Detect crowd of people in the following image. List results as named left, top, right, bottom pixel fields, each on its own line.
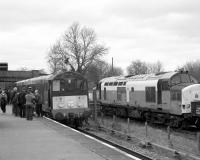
left=0, top=86, right=43, bottom=120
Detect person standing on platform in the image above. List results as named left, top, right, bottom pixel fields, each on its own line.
left=0, top=90, right=8, bottom=113
left=34, top=90, right=42, bottom=117
left=10, top=87, right=18, bottom=115
left=25, top=87, right=35, bottom=120
left=5, top=89, right=10, bottom=105
left=18, top=87, right=26, bottom=118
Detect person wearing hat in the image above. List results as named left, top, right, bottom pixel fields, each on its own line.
left=25, top=87, right=35, bottom=120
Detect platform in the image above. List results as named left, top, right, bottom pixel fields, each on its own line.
left=0, top=105, right=106, bottom=160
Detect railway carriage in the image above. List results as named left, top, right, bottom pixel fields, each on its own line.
left=98, top=71, right=200, bottom=128
left=16, top=71, right=90, bottom=126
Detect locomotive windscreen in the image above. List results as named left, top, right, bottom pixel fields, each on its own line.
left=52, top=78, right=87, bottom=92
left=171, top=73, right=197, bottom=86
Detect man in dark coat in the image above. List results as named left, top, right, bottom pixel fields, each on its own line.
left=34, top=90, right=42, bottom=117
left=0, top=90, right=8, bottom=113
left=18, top=87, right=26, bottom=118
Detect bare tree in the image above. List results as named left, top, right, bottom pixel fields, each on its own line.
left=86, top=60, right=123, bottom=83
left=47, top=23, right=108, bottom=74
left=147, top=61, right=164, bottom=74
left=127, top=60, right=148, bottom=75
left=127, top=60, right=164, bottom=75
left=181, top=60, right=200, bottom=82
left=47, top=41, right=67, bottom=73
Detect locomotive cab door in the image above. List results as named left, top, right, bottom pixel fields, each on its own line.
left=103, top=87, right=106, bottom=100
left=158, top=80, right=170, bottom=110
left=98, top=82, right=102, bottom=100
left=157, top=80, right=162, bottom=104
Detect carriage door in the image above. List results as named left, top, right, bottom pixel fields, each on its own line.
left=98, top=83, right=102, bottom=100
left=104, top=87, right=106, bottom=100
left=161, top=80, right=170, bottom=110
left=157, top=80, right=162, bottom=104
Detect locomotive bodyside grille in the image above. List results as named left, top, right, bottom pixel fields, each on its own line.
left=191, top=101, right=200, bottom=115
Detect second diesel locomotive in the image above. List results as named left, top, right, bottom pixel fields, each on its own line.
left=98, top=71, right=200, bottom=128
left=16, top=71, right=90, bottom=127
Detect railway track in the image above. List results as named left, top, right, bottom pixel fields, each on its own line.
left=100, top=115, right=198, bottom=138
left=44, top=116, right=154, bottom=160
left=77, top=128, right=153, bottom=160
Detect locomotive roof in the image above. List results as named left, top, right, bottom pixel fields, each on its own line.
left=100, top=71, right=178, bottom=83
left=16, top=71, right=85, bottom=85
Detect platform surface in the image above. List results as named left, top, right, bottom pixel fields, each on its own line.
left=0, top=105, right=105, bottom=160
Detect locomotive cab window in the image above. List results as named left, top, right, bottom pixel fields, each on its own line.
left=104, top=82, right=108, bottom=86
left=145, top=87, right=156, bottom=103
left=59, top=78, right=87, bottom=92
left=78, top=80, right=87, bottom=91
left=60, top=79, right=73, bottom=91
left=114, top=82, right=118, bottom=86
left=53, top=80, right=60, bottom=91
left=118, top=82, right=123, bottom=86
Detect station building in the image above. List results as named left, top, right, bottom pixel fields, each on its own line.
left=0, top=63, right=46, bottom=90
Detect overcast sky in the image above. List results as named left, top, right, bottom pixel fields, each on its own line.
left=0, top=0, right=200, bottom=73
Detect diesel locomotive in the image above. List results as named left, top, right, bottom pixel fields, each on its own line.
left=98, top=71, right=200, bottom=128
left=16, top=71, right=90, bottom=126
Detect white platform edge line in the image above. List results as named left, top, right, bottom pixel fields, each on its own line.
left=44, top=116, right=141, bottom=160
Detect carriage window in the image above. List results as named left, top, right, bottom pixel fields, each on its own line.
left=145, top=87, right=156, bottom=103
left=53, top=80, right=60, bottom=91
left=109, top=82, right=113, bottom=86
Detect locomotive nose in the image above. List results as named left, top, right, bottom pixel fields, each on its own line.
left=182, top=84, right=200, bottom=114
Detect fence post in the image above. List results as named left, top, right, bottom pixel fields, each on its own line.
left=112, top=115, right=115, bottom=134
left=167, top=126, right=173, bottom=147
left=197, top=132, right=200, bottom=154
left=145, top=121, right=148, bottom=139
left=92, top=88, right=97, bottom=123
left=167, top=126, right=170, bottom=140
left=101, top=112, right=104, bottom=125
left=127, top=118, right=131, bottom=140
